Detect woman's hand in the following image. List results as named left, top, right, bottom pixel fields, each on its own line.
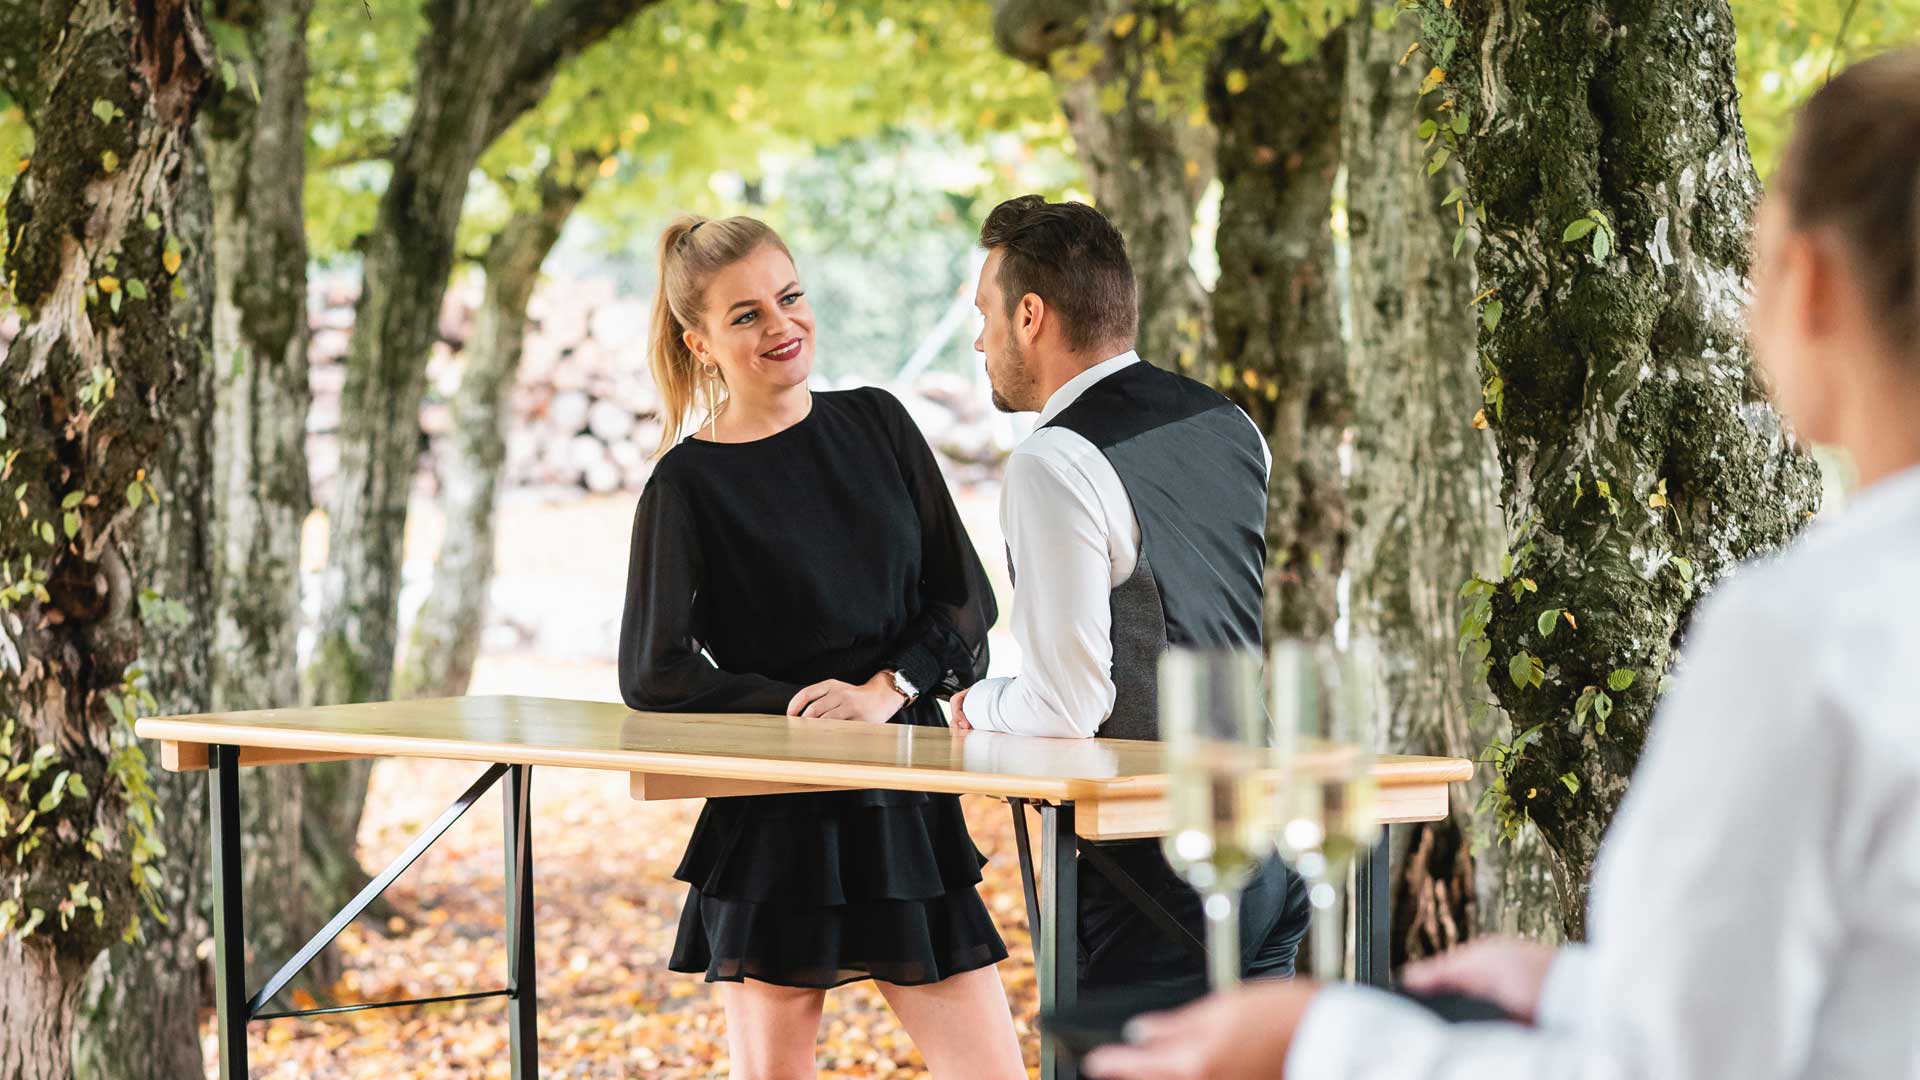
left=787, top=673, right=906, bottom=724
left=1081, top=979, right=1320, bottom=1080
left=1399, top=937, right=1559, bottom=1023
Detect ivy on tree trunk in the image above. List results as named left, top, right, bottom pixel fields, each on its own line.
left=1416, top=0, right=1821, bottom=934
left=74, top=128, right=216, bottom=1080
left=0, top=1, right=214, bottom=1076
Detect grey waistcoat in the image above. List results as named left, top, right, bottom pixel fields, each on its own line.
left=1020, top=361, right=1268, bottom=741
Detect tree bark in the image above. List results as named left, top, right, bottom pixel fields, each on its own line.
left=73, top=129, right=216, bottom=1080
left=1205, top=18, right=1348, bottom=642
left=0, top=1, right=213, bottom=1076
left=992, top=0, right=1217, bottom=372
left=1341, top=0, right=1557, bottom=956
left=195, top=0, right=318, bottom=994
left=1416, top=0, right=1821, bottom=934
left=304, top=0, right=656, bottom=925
left=394, top=162, right=590, bottom=700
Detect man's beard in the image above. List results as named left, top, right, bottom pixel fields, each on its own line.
left=988, top=338, right=1033, bottom=413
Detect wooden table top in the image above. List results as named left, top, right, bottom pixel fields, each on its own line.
left=135, top=694, right=1472, bottom=804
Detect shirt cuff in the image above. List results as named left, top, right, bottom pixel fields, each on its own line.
left=961, top=677, right=1013, bottom=731
left=1534, top=945, right=1592, bottom=1031
left=1287, top=983, right=1447, bottom=1078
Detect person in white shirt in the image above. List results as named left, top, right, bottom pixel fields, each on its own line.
left=949, top=195, right=1311, bottom=998
left=1081, top=46, right=1920, bottom=1080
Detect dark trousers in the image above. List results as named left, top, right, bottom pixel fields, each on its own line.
left=1076, top=840, right=1312, bottom=1001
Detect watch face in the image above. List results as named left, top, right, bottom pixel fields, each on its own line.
left=893, top=671, right=919, bottom=699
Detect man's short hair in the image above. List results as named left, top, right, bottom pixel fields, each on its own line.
left=979, top=195, right=1139, bottom=352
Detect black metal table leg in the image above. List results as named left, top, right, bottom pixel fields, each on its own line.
left=1009, top=798, right=1042, bottom=941
left=1039, top=802, right=1078, bottom=1080
left=504, top=764, right=539, bottom=1078
left=1354, top=826, right=1392, bottom=987
left=210, top=744, right=250, bottom=1079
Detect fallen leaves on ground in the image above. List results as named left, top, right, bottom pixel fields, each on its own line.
left=204, top=760, right=1041, bottom=1078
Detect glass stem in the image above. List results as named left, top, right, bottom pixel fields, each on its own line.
left=1309, top=872, right=1346, bottom=981
left=1202, top=887, right=1242, bottom=991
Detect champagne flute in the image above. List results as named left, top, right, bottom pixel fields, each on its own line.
left=1158, top=646, right=1270, bottom=991
left=1269, top=637, right=1383, bottom=981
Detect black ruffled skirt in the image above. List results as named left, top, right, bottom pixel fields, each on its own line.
left=667, top=707, right=1008, bottom=988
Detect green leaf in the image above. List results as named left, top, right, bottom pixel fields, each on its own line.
left=4, top=763, right=26, bottom=783
left=35, top=520, right=53, bottom=545
left=1441, top=186, right=1465, bottom=207
left=1508, top=652, right=1536, bottom=689
left=1575, top=686, right=1597, bottom=725
left=1417, top=119, right=1438, bottom=139
left=126, top=482, right=143, bottom=509
left=1562, top=218, right=1597, bottom=243
left=1537, top=608, right=1561, bottom=638
left=1427, top=147, right=1451, bottom=175
left=66, top=774, right=86, bottom=799
left=109, top=290, right=122, bottom=314
left=91, top=99, right=118, bottom=124
left=1558, top=771, right=1580, bottom=795
left=100, top=150, right=119, bottom=175
left=125, top=279, right=148, bottom=301
left=1593, top=227, right=1612, bottom=261
left=1672, top=556, right=1694, bottom=583
left=62, top=512, right=78, bottom=539
left=143, top=212, right=161, bottom=231
left=1451, top=111, right=1469, bottom=135
left=1452, top=225, right=1466, bottom=257
left=60, top=491, right=84, bottom=510
left=1608, top=668, right=1637, bottom=692
left=1482, top=299, right=1503, bottom=333
left=1594, top=691, right=1614, bottom=723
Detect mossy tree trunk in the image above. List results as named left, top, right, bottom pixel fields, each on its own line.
left=394, top=161, right=591, bottom=700
left=0, top=1, right=214, bottom=1075
left=1205, top=18, right=1348, bottom=642
left=1342, top=0, right=1558, bottom=958
left=1416, top=0, right=1821, bottom=934
left=992, top=0, right=1217, bottom=372
left=73, top=131, right=216, bottom=1080
left=304, top=0, right=656, bottom=926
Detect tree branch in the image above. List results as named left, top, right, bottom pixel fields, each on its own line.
left=991, top=0, right=1094, bottom=68
left=483, top=0, right=662, bottom=145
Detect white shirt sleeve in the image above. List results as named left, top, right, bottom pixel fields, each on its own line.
left=1284, top=584, right=1847, bottom=1080
left=963, top=447, right=1116, bottom=739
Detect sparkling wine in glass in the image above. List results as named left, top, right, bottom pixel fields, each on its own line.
left=1269, top=637, right=1384, bottom=981
left=1158, top=646, right=1272, bottom=991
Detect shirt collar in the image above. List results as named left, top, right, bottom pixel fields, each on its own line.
left=1035, top=350, right=1142, bottom=427
left=1825, top=458, right=1920, bottom=536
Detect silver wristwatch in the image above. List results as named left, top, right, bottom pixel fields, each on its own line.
left=885, top=669, right=921, bottom=706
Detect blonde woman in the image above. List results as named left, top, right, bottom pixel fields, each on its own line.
left=617, top=215, right=1025, bottom=1079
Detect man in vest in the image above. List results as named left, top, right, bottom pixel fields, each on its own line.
left=951, top=194, right=1311, bottom=998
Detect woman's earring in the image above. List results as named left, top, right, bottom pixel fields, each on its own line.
left=703, top=364, right=719, bottom=441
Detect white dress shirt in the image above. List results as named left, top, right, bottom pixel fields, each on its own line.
left=963, top=351, right=1269, bottom=739
left=1289, top=461, right=1920, bottom=1079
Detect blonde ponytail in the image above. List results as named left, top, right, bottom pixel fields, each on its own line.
left=648, top=213, right=794, bottom=456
